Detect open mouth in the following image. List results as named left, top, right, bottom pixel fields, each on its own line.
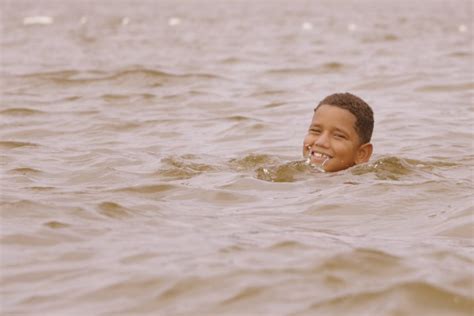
left=307, top=150, right=332, bottom=168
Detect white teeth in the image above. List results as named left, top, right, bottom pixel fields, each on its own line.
left=312, top=152, right=330, bottom=159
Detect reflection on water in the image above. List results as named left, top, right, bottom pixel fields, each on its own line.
left=1, top=0, right=473, bottom=315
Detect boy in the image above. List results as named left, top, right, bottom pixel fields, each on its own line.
left=303, top=92, right=374, bottom=172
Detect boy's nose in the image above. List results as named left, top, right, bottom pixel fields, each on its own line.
left=314, top=133, right=330, bottom=148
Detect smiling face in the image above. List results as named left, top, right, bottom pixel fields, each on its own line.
left=302, top=104, right=372, bottom=172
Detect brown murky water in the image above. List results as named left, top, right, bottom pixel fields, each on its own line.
left=1, top=0, right=473, bottom=315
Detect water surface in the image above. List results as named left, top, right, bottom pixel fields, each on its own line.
left=1, top=0, right=473, bottom=315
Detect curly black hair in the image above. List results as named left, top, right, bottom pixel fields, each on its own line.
left=315, top=92, right=374, bottom=144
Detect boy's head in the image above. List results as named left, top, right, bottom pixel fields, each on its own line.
left=303, top=92, right=374, bottom=172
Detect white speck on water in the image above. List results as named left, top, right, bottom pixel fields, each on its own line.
left=79, top=16, right=88, bottom=25
left=458, top=24, right=467, bottom=32
left=23, top=16, right=53, bottom=25
left=121, top=17, right=130, bottom=26
left=169, top=17, right=181, bottom=26
left=347, top=23, right=357, bottom=32
left=302, top=22, right=313, bottom=31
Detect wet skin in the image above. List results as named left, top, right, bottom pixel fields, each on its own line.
left=303, top=104, right=372, bottom=172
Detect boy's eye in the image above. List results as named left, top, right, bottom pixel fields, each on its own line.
left=334, top=133, right=347, bottom=139
left=309, top=128, right=321, bottom=134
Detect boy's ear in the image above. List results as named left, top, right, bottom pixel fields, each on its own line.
left=355, top=143, right=373, bottom=164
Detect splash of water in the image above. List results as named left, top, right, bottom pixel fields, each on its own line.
left=305, top=156, right=329, bottom=173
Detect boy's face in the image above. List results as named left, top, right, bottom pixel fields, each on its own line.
left=302, top=104, right=372, bottom=172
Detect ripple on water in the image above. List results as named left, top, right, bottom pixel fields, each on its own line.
left=415, top=82, right=474, bottom=92
left=297, top=281, right=474, bottom=316
left=8, top=167, right=43, bottom=175
left=264, top=62, right=348, bottom=75
left=320, top=62, right=347, bottom=72
left=255, top=160, right=318, bottom=182
left=78, top=276, right=165, bottom=303
left=351, top=156, right=455, bottom=181
left=97, top=202, right=133, bottom=219
left=361, top=33, right=400, bottom=43
left=0, top=141, right=39, bottom=149
left=17, top=67, right=228, bottom=89
left=266, top=240, right=311, bottom=250
left=0, top=108, right=45, bottom=116
left=1, top=231, right=81, bottom=247
left=157, top=155, right=219, bottom=180
left=101, top=93, right=156, bottom=103
left=229, top=154, right=281, bottom=171
left=115, top=183, right=178, bottom=194
left=315, top=248, right=404, bottom=274
left=434, top=205, right=474, bottom=239
left=0, top=200, right=99, bottom=222
left=229, top=154, right=321, bottom=182
left=0, top=200, right=55, bottom=219
left=43, top=221, right=71, bottom=229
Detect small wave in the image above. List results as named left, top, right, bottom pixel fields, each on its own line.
left=0, top=108, right=44, bottom=116
left=97, top=202, right=133, bottom=219
left=361, top=33, right=399, bottom=43
left=220, top=286, right=265, bottom=305
left=350, top=74, right=422, bottom=90
left=223, top=115, right=252, bottom=122
left=416, top=82, right=474, bottom=92
left=266, top=240, right=310, bottom=250
left=50, top=69, right=172, bottom=86
left=0, top=232, right=79, bottom=246
left=434, top=205, right=474, bottom=239
left=316, top=248, right=402, bottom=272
left=229, top=154, right=320, bottom=182
left=157, top=155, right=219, bottom=180
left=43, top=221, right=71, bottom=229
left=19, top=70, right=81, bottom=79
left=27, top=186, right=55, bottom=191
left=76, top=276, right=164, bottom=303
left=176, top=188, right=256, bottom=204
left=100, top=121, right=142, bottom=132
left=263, top=101, right=287, bottom=108
left=230, top=155, right=455, bottom=182
left=101, top=93, right=156, bottom=103
left=351, top=156, right=453, bottom=180
left=266, top=67, right=314, bottom=75
left=229, top=154, right=281, bottom=171
left=105, top=68, right=179, bottom=81
left=265, top=63, right=347, bottom=75
left=8, top=167, right=42, bottom=175
left=299, top=281, right=473, bottom=315
left=0, top=200, right=48, bottom=216
left=0, top=141, right=39, bottom=149
left=436, top=221, right=474, bottom=239
left=17, top=67, right=227, bottom=88
left=448, top=51, right=472, bottom=58
left=320, top=62, right=346, bottom=71
left=248, top=89, right=287, bottom=98
left=255, top=160, right=316, bottom=182
left=120, top=253, right=159, bottom=264
left=115, top=184, right=178, bottom=194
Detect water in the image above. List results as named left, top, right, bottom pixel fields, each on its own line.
left=1, top=0, right=473, bottom=315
